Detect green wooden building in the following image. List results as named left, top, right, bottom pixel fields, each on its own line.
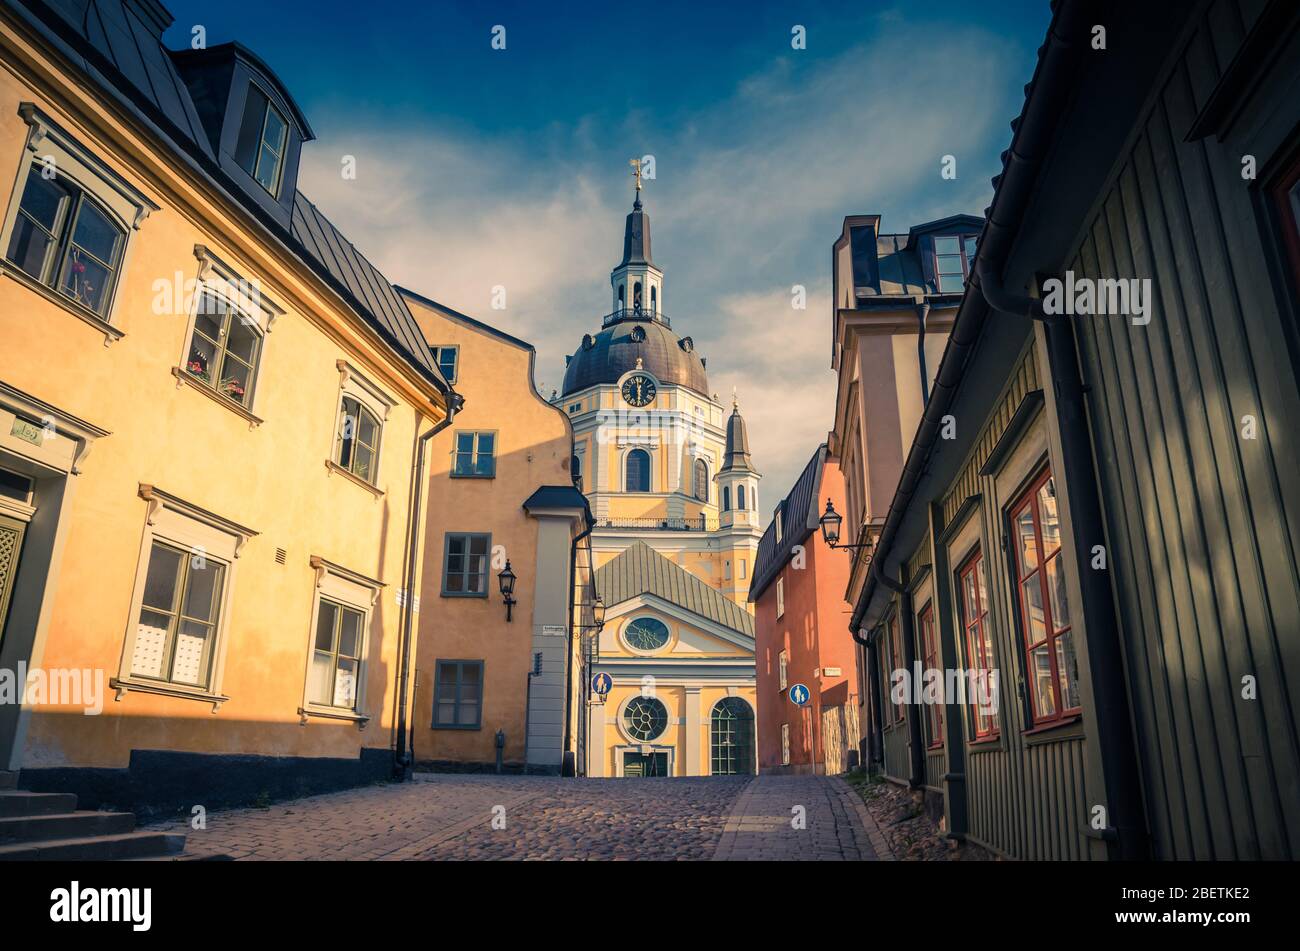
left=852, top=0, right=1300, bottom=860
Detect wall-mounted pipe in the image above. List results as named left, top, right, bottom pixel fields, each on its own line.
left=915, top=301, right=932, bottom=404
left=394, top=392, right=462, bottom=779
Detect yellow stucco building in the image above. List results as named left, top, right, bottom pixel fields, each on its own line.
left=0, top=1, right=452, bottom=815
left=559, top=184, right=758, bottom=776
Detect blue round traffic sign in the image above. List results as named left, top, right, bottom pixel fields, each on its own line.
left=591, top=672, right=612, bottom=696
left=788, top=683, right=810, bottom=706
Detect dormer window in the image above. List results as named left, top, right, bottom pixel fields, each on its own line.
left=234, top=84, right=288, bottom=196
left=934, top=235, right=978, bottom=293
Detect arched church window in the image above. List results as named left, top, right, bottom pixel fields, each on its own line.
left=737, top=484, right=746, bottom=510
left=633, top=281, right=642, bottom=312
left=722, top=486, right=731, bottom=511
left=571, top=454, right=582, bottom=489
left=710, top=697, right=755, bottom=775
left=626, top=448, right=650, bottom=492
left=650, top=285, right=657, bottom=314
left=693, top=459, right=709, bottom=503
left=618, top=284, right=625, bottom=311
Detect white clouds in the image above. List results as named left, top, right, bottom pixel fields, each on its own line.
left=294, top=17, right=1018, bottom=508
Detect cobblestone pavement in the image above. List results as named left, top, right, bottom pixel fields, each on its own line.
left=712, top=775, right=889, bottom=861
left=153, top=773, right=882, bottom=861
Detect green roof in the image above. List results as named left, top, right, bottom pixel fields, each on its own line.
left=595, top=542, right=754, bottom=637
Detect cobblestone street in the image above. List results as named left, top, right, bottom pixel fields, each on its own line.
left=154, top=774, right=886, bottom=861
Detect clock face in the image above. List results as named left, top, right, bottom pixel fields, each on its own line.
left=622, top=374, right=656, bottom=407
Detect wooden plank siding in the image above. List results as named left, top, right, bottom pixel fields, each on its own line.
left=1066, top=0, right=1300, bottom=860
left=880, top=344, right=1094, bottom=859
left=925, top=747, right=945, bottom=791
left=942, top=352, right=1040, bottom=526
left=883, top=720, right=911, bottom=781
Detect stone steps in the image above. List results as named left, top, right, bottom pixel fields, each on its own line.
left=0, top=830, right=186, bottom=861
left=0, top=791, right=79, bottom=818
left=0, top=810, right=137, bottom=843
left=0, top=783, right=186, bottom=861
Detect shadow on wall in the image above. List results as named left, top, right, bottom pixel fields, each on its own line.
left=16, top=713, right=395, bottom=822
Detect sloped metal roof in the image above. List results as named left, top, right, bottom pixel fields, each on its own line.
left=749, top=444, right=826, bottom=601
left=290, top=194, right=441, bottom=380
left=22, top=0, right=215, bottom=158
left=596, top=541, right=754, bottom=637
left=11, top=0, right=445, bottom=389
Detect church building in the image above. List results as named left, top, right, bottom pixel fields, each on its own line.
left=558, top=169, right=759, bottom=777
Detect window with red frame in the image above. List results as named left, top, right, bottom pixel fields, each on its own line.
left=1009, top=468, right=1080, bottom=725
left=1269, top=140, right=1300, bottom=295
left=918, top=603, right=942, bottom=748
left=887, top=615, right=904, bottom=724
left=957, top=548, right=999, bottom=738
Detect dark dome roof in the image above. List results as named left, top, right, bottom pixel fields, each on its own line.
left=562, top=314, right=709, bottom=397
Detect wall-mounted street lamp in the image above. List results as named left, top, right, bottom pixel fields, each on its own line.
left=578, top=595, right=606, bottom=633
left=498, top=560, right=517, bottom=621
left=819, top=499, right=874, bottom=553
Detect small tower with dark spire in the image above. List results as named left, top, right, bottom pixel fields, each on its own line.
left=717, top=392, right=761, bottom=530
left=611, top=159, right=664, bottom=319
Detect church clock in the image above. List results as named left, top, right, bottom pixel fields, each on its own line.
left=621, top=374, right=656, bottom=407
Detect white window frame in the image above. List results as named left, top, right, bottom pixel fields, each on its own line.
left=781, top=723, right=791, bottom=766
left=1, top=103, right=158, bottom=342
left=776, top=576, right=785, bottom=619
left=329, top=359, right=396, bottom=493
left=173, top=245, right=282, bottom=423
left=778, top=649, right=788, bottom=690
left=112, top=485, right=256, bottom=710
left=299, top=556, right=380, bottom=726
left=432, top=344, right=459, bottom=384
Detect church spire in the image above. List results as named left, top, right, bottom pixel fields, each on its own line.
left=610, top=157, right=662, bottom=319
left=618, top=168, right=653, bottom=268
left=721, top=396, right=757, bottom=474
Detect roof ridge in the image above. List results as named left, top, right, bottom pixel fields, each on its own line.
left=596, top=541, right=753, bottom=636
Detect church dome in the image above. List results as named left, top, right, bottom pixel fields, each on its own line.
left=562, top=312, right=709, bottom=397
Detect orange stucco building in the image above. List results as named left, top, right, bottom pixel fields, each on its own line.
left=749, top=444, right=858, bottom=774
left=400, top=289, right=593, bottom=775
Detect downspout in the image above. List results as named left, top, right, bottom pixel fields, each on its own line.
left=853, top=564, right=906, bottom=773
left=915, top=301, right=931, bottom=405
left=976, top=259, right=1148, bottom=859
left=854, top=626, right=885, bottom=773
left=394, top=392, right=462, bottom=780
left=562, top=519, right=593, bottom=777
left=892, top=571, right=925, bottom=789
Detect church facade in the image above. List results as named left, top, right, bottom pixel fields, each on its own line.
left=558, top=179, right=759, bottom=777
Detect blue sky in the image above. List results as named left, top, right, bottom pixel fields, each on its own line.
left=164, top=0, right=1052, bottom=506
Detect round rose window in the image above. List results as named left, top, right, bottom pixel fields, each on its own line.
left=623, top=696, right=668, bottom=742
left=624, top=617, right=670, bottom=652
